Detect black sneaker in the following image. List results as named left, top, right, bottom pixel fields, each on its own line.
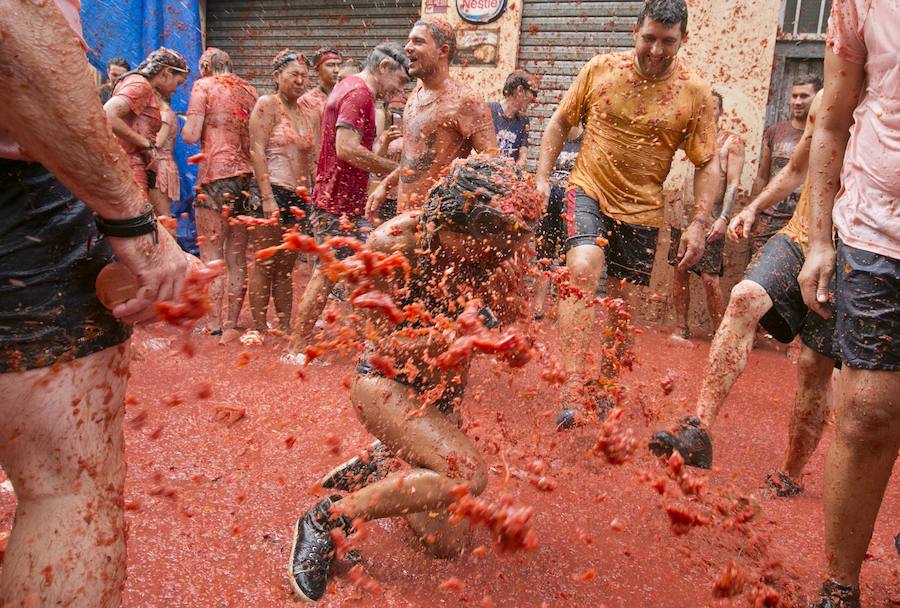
left=765, top=470, right=803, bottom=497
left=556, top=396, right=616, bottom=430
left=288, top=495, right=352, bottom=602
left=809, top=580, right=860, bottom=608
left=648, top=416, right=713, bottom=469
left=319, top=441, right=393, bottom=492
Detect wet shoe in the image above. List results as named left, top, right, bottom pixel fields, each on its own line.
left=289, top=495, right=352, bottom=602
left=556, top=396, right=616, bottom=430
left=319, top=441, right=393, bottom=492
left=765, top=470, right=803, bottom=497
left=809, top=580, right=860, bottom=608
left=555, top=408, right=581, bottom=430
left=648, top=416, right=713, bottom=469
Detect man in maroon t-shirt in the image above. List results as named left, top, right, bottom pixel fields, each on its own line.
left=285, top=43, right=409, bottom=363
left=749, top=74, right=819, bottom=254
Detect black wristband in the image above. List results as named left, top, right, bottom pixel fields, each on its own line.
left=95, top=206, right=158, bottom=240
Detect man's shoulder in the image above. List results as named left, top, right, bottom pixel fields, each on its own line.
left=447, top=78, right=487, bottom=104
left=334, top=76, right=373, bottom=105
left=672, top=62, right=713, bottom=97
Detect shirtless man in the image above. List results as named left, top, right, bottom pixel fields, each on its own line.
left=0, top=2, right=189, bottom=605
left=667, top=90, right=745, bottom=338
left=366, top=18, right=497, bottom=217
left=649, top=92, right=841, bottom=495
left=748, top=74, right=819, bottom=255
left=535, top=0, right=719, bottom=429
left=182, top=48, right=258, bottom=339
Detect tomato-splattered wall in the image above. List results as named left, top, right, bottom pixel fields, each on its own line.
left=422, top=0, right=524, bottom=102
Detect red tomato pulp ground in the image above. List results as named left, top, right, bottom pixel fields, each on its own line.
left=1, top=321, right=897, bottom=607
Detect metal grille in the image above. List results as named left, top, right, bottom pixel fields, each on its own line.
left=779, top=0, right=832, bottom=37
left=205, top=0, right=421, bottom=91
left=516, top=1, right=642, bottom=165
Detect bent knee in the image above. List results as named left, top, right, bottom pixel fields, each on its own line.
left=566, top=248, right=604, bottom=288
left=701, top=274, right=720, bottom=290
left=726, top=280, right=769, bottom=317
left=447, top=450, right=487, bottom=496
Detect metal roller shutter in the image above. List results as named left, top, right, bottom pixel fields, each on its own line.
left=517, top=1, right=643, bottom=164
left=205, top=0, right=421, bottom=91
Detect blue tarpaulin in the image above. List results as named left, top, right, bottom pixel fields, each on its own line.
left=81, top=0, right=203, bottom=253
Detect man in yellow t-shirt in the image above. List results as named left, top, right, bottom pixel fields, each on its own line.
left=650, top=91, right=841, bottom=487
left=535, top=0, right=719, bottom=428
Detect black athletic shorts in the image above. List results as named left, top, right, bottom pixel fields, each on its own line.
left=749, top=213, right=790, bottom=257
left=667, top=226, right=725, bottom=277
left=311, top=208, right=371, bottom=261
left=565, top=189, right=659, bottom=286
left=379, top=199, right=398, bottom=223
left=248, top=183, right=313, bottom=233
left=357, top=354, right=468, bottom=415
left=743, top=233, right=839, bottom=364
left=0, top=160, right=131, bottom=372
left=196, top=174, right=253, bottom=215
left=834, top=240, right=900, bottom=371
left=535, top=184, right=568, bottom=262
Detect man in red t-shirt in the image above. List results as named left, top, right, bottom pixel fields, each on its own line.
left=182, top=48, right=259, bottom=339
left=285, top=43, right=409, bottom=364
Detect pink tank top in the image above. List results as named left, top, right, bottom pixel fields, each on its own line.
left=265, top=101, right=314, bottom=190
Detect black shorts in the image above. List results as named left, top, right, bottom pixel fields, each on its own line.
left=379, top=199, right=398, bottom=223
left=565, top=189, right=659, bottom=286
left=0, top=160, right=131, bottom=372
left=834, top=240, right=900, bottom=371
left=743, top=233, right=839, bottom=364
left=248, top=184, right=313, bottom=233
left=311, top=208, right=371, bottom=261
left=667, top=226, right=725, bottom=277
left=535, top=184, right=568, bottom=262
left=357, top=354, right=468, bottom=415
left=749, top=213, right=790, bottom=256
left=196, top=174, right=253, bottom=215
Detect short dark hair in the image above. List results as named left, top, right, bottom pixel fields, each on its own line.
left=108, top=57, right=131, bottom=71
left=502, top=70, right=536, bottom=98
left=792, top=74, right=822, bottom=91
left=711, top=90, right=723, bottom=107
left=414, top=19, right=456, bottom=63
left=365, top=43, right=410, bottom=78
left=636, top=0, right=688, bottom=35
